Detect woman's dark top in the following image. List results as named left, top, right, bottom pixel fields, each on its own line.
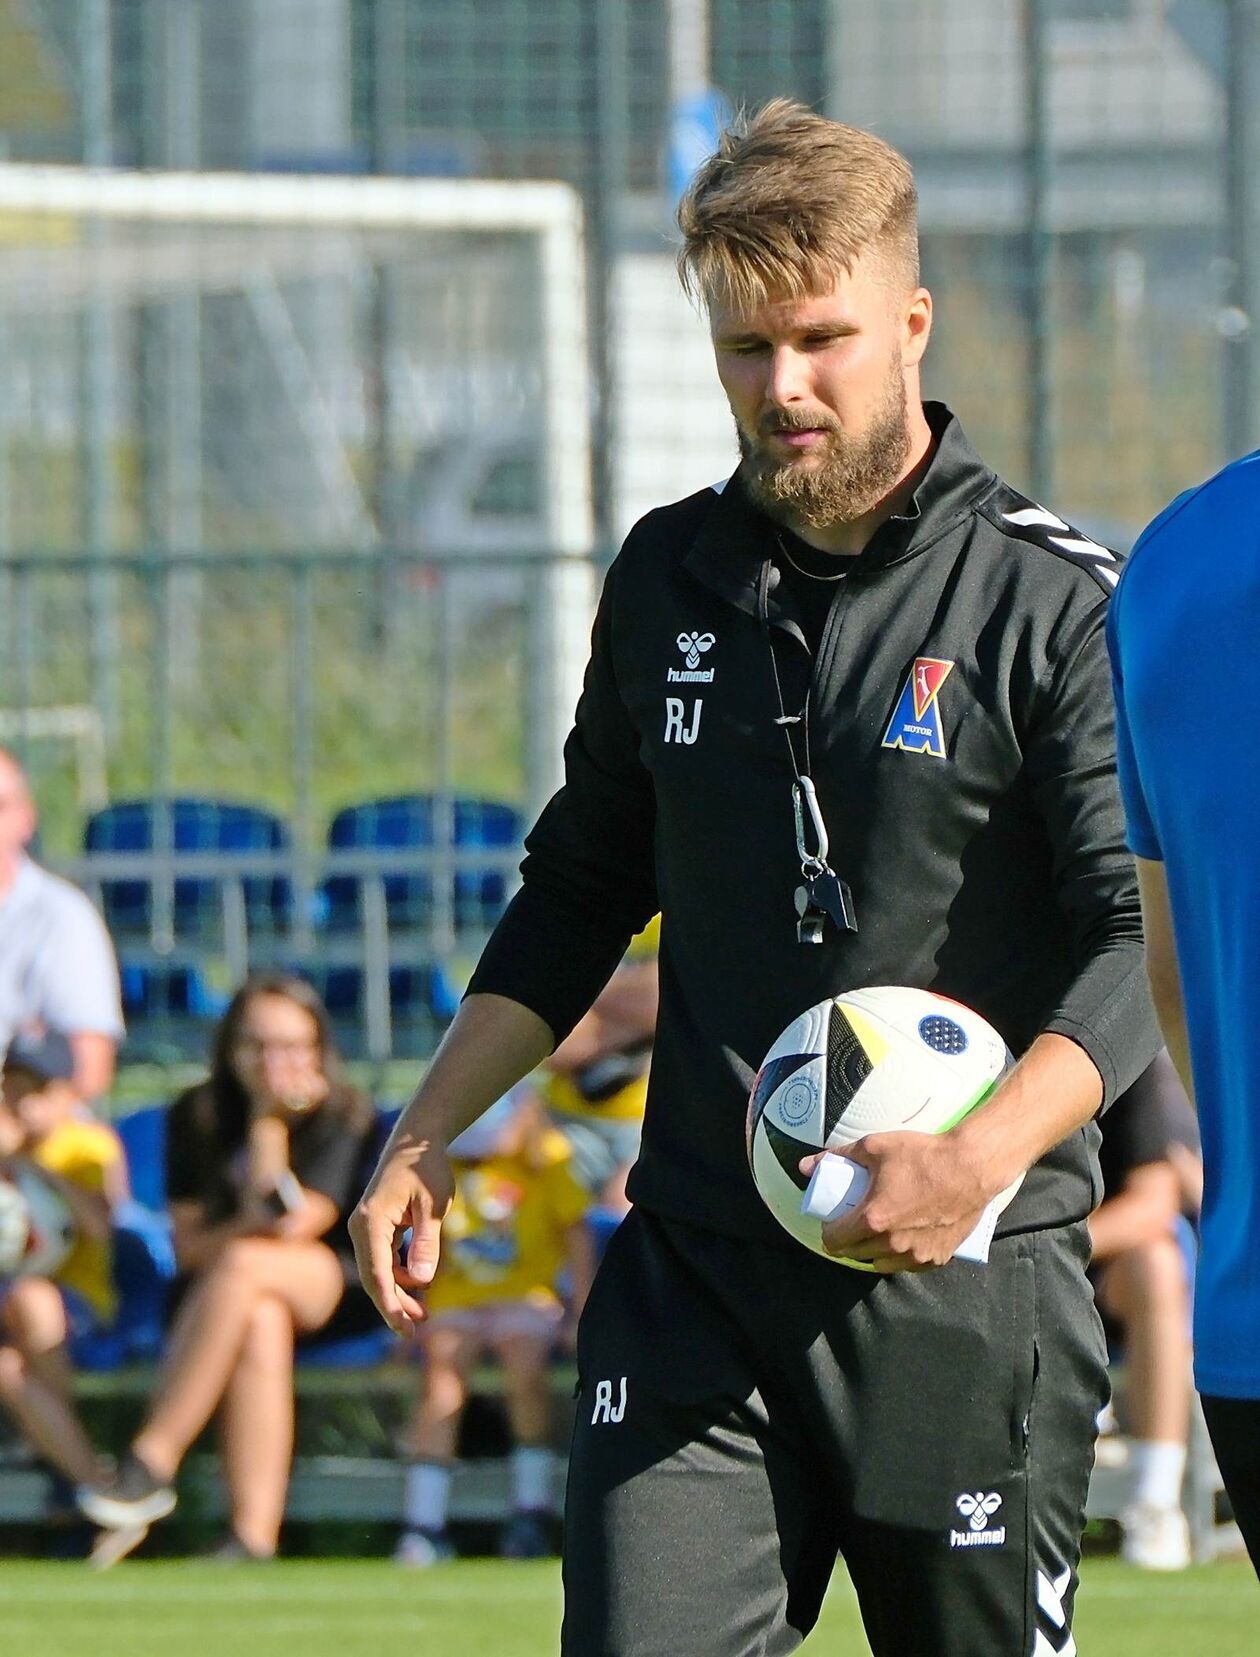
left=164, top=1080, right=379, bottom=1279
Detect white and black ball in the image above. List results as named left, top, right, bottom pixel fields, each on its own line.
left=0, top=1165, right=75, bottom=1279
left=747, top=986, right=1017, bottom=1265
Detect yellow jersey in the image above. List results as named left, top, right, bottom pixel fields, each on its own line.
left=538, top=1065, right=648, bottom=1128
left=427, top=1130, right=590, bottom=1314
left=31, top=1120, right=122, bottom=1321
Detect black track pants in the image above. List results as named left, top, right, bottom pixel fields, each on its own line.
left=562, top=1209, right=1107, bottom=1657
left=1201, top=1394, right=1260, bottom=1576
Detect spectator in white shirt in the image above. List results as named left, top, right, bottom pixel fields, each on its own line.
left=0, top=749, right=123, bottom=1097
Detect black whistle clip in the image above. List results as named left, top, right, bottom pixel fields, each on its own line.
left=794, top=868, right=858, bottom=944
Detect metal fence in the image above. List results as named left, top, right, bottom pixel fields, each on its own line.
left=3, top=547, right=579, bottom=1061
left=1, top=0, right=1257, bottom=1058
left=0, top=2, right=1253, bottom=543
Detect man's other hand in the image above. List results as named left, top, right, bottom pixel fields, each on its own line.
left=350, top=1140, right=455, bottom=1335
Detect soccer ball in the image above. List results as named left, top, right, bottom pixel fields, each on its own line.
left=747, top=986, right=1018, bottom=1268
left=0, top=1165, right=75, bottom=1279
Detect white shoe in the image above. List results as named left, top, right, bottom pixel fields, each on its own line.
left=393, top=1528, right=455, bottom=1567
left=1120, top=1503, right=1192, bottom=1570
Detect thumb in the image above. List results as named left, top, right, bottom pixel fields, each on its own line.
left=406, top=1199, right=444, bottom=1286
left=839, top=1136, right=877, bottom=1171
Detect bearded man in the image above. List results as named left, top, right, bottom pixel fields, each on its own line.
left=353, top=101, right=1159, bottom=1656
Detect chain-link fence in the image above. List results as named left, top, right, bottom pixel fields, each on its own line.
left=2, top=3, right=1251, bottom=546
left=0, top=0, right=1253, bottom=1058
left=3, top=546, right=568, bottom=1061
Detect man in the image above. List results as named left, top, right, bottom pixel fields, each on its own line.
left=354, top=102, right=1158, bottom=1654
left=1107, top=458, right=1260, bottom=1574
left=0, top=749, right=122, bottom=1096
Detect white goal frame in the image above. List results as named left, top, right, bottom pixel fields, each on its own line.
left=0, top=164, right=596, bottom=817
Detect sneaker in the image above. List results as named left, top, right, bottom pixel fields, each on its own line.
left=1120, top=1502, right=1192, bottom=1571
left=499, top=1508, right=556, bottom=1560
left=393, top=1528, right=455, bottom=1567
left=87, top=1522, right=150, bottom=1571
left=76, top=1451, right=177, bottom=1530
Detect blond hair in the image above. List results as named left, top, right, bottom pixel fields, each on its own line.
left=677, top=99, right=919, bottom=312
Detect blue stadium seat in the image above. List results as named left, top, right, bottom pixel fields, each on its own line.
left=317, top=962, right=462, bottom=1033
left=85, top=797, right=292, bottom=936
left=114, top=1105, right=169, bottom=1212
left=295, top=1326, right=397, bottom=1367
left=321, top=794, right=522, bottom=932
left=322, top=795, right=437, bottom=931
left=315, top=795, right=516, bottom=1045
left=117, top=959, right=230, bottom=1024
left=87, top=800, right=292, bottom=1039
left=452, top=798, right=521, bottom=924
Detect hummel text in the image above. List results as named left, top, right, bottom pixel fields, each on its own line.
left=950, top=1491, right=1005, bottom=1549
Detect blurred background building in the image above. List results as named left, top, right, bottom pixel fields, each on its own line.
left=0, top=0, right=1252, bottom=1064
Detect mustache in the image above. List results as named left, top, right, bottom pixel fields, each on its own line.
left=756, top=410, right=842, bottom=438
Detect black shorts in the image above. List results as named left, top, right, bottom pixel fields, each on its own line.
left=563, top=1208, right=1107, bottom=1657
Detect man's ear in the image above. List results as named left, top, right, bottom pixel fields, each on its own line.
left=903, top=287, right=933, bottom=368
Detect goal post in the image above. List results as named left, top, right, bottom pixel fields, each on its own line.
left=0, top=164, right=595, bottom=821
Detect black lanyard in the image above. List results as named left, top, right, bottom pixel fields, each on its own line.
left=757, top=558, right=858, bottom=943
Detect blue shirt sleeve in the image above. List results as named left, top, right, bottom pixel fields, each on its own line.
left=1106, top=590, right=1162, bottom=862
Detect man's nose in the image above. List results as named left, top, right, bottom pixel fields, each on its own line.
left=765, top=345, right=809, bottom=407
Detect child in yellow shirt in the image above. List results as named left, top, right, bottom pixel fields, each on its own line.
left=397, top=1090, right=593, bottom=1566
left=539, top=930, right=658, bottom=1212
left=0, top=1036, right=126, bottom=1492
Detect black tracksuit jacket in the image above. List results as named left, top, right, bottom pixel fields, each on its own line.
left=469, top=403, right=1161, bottom=1243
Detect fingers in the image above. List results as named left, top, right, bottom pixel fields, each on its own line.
left=822, top=1233, right=934, bottom=1273
left=350, top=1199, right=427, bottom=1337
left=819, top=1202, right=951, bottom=1269
left=821, top=1221, right=951, bottom=1271
left=819, top=1211, right=872, bottom=1258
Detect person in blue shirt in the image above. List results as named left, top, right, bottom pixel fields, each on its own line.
left=1107, top=459, right=1260, bottom=1575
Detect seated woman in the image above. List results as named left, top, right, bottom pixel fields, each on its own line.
left=77, top=973, right=380, bottom=1563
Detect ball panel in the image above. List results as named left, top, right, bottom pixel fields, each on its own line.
left=758, top=1116, right=814, bottom=1193
left=934, top=1075, right=1002, bottom=1134
left=823, top=1004, right=876, bottom=1137
left=750, top=1051, right=823, bottom=1131
left=917, top=1013, right=968, bottom=1055
left=749, top=1118, right=823, bottom=1254
left=838, top=1004, right=890, bottom=1068
left=761, top=1001, right=829, bottom=1067
left=825, top=1046, right=953, bottom=1141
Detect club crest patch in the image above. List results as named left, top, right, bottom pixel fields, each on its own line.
left=881, top=657, right=954, bottom=759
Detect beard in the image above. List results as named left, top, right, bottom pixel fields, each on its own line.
left=737, top=364, right=912, bottom=532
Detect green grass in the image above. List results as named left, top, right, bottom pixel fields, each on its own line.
left=1, top=1557, right=1256, bottom=1656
